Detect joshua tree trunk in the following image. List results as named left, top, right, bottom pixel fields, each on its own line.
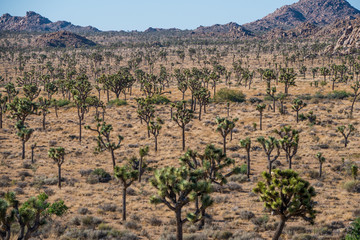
left=199, top=104, right=202, bottom=121
left=273, top=216, right=286, bottom=240
left=42, top=114, right=46, bottom=130
left=273, top=99, right=276, bottom=112
left=58, top=165, right=62, bottom=189
left=122, top=186, right=127, bottom=221
left=247, top=150, right=251, bottom=179
left=319, top=162, right=322, bottom=178
left=155, top=136, right=158, bottom=152
left=288, top=155, right=292, bottom=169
left=182, top=127, right=185, bottom=151
left=111, top=149, right=116, bottom=167
left=55, top=105, right=58, bottom=118
left=0, top=111, right=2, bottom=128
left=223, top=136, right=227, bottom=155
left=259, top=113, right=263, bottom=130
left=22, top=140, right=26, bottom=159
left=175, top=208, right=183, bottom=240
left=268, top=158, right=272, bottom=174
left=79, top=115, right=82, bottom=142
left=138, top=156, right=143, bottom=182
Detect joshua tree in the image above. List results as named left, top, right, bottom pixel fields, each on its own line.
left=136, top=97, right=155, bottom=138
left=316, top=152, right=325, bottom=178
left=256, top=104, right=266, bottom=130
left=138, top=146, right=149, bottom=182
left=172, top=101, right=194, bottom=150
left=337, top=124, right=355, bottom=147
left=274, top=126, right=299, bottom=169
left=194, top=87, right=210, bottom=120
left=15, top=121, right=34, bottom=160
left=150, top=166, right=213, bottom=240
left=7, top=97, right=37, bottom=125
left=71, top=74, right=92, bottom=142
left=31, top=143, right=36, bottom=163
left=240, top=137, right=251, bottom=179
left=215, top=116, right=238, bottom=155
left=350, top=81, right=360, bottom=117
left=299, top=66, right=307, bottom=78
left=0, top=192, right=67, bottom=240
left=292, top=99, right=307, bottom=123
left=85, top=117, right=123, bottom=168
left=48, top=147, right=65, bottom=189
left=38, top=97, right=50, bottom=130
left=279, top=68, right=296, bottom=94
left=277, top=93, right=287, bottom=114
left=180, top=144, right=240, bottom=228
left=351, top=165, right=358, bottom=180
left=103, top=68, right=135, bottom=100
left=263, top=69, right=276, bottom=89
left=320, top=67, right=330, bottom=81
left=23, top=84, right=41, bottom=101
left=257, top=136, right=281, bottom=174
left=253, top=170, right=316, bottom=240
left=0, top=94, right=7, bottom=128
left=148, top=117, right=164, bottom=152
left=267, top=87, right=277, bottom=112
left=4, top=82, right=18, bottom=102
left=114, top=157, right=146, bottom=221
left=44, top=81, right=58, bottom=100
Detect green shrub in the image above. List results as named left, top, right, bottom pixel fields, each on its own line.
left=343, top=180, right=360, bottom=193
left=149, top=94, right=171, bottom=104
left=86, top=168, right=112, bottom=184
left=346, top=217, right=360, bottom=239
left=54, top=99, right=71, bottom=107
left=327, top=90, right=350, bottom=100
left=107, top=99, right=127, bottom=107
left=239, top=164, right=248, bottom=175
left=214, top=88, right=246, bottom=103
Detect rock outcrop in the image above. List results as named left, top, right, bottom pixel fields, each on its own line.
left=34, top=31, right=97, bottom=48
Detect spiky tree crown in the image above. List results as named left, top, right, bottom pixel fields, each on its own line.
left=253, top=169, right=316, bottom=223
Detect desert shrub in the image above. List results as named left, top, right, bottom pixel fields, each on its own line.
left=226, top=182, right=242, bottom=191
left=239, top=164, right=248, bottom=175
left=86, top=168, right=111, bottom=184
left=213, top=231, right=233, bottom=239
left=149, top=94, right=171, bottom=104
left=238, top=210, right=255, bottom=220
left=78, top=207, right=89, bottom=215
left=230, top=230, right=264, bottom=240
left=327, top=90, right=350, bottom=99
left=99, top=203, right=117, bottom=212
left=98, top=223, right=112, bottom=231
left=346, top=217, right=360, bottom=239
left=70, top=216, right=81, bottom=226
left=184, top=233, right=208, bottom=240
left=149, top=217, right=163, bottom=226
left=81, top=216, right=103, bottom=228
left=107, top=99, right=127, bottom=107
left=54, top=99, right=71, bottom=107
left=215, top=88, right=246, bottom=103
left=292, top=234, right=319, bottom=240
left=249, top=97, right=263, bottom=104
left=125, top=220, right=141, bottom=230
left=0, top=176, right=11, bottom=187
left=251, top=215, right=269, bottom=227
left=228, top=174, right=248, bottom=183
left=343, top=180, right=360, bottom=193
left=79, top=169, right=93, bottom=177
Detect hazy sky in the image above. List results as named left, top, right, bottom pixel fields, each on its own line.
left=1, top=0, right=360, bottom=31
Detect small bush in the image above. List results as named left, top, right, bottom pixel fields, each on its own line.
left=238, top=210, right=255, bottom=220
left=107, top=99, right=127, bottom=107
left=346, top=217, right=360, bottom=239
left=251, top=215, right=269, bottom=227
left=54, top=99, right=71, bottom=107
left=99, top=203, right=117, bottom=212
left=343, top=180, right=360, bottom=193
left=125, top=220, right=141, bottom=230
left=78, top=207, right=89, bottom=215
left=86, top=168, right=111, bottom=184
left=327, top=90, right=350, bottom=100
left=149, top=94, right=171, bottom=104
left=149, top=217, right=162, bottom=226
left=215, top=88, right=246, bottom=103
left=81, top=216, right=102, bottom=227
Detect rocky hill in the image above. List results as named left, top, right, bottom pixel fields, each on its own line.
left=34, top=31, right=97, bottom=48
left=0, top=11, right=99, bottom=33
left=193, top=22, right=253, bottom=38
left=244, top=0, right=360, bottom=32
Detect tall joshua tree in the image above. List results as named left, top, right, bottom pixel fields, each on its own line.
left=136, top=97, right=155, bottom=138
left=114, top=157, right=146, bottom=221
left=172, top=101, right=194, bottom=151
left=148, top=117, right=164, bottom=152
left=194, top=87, right=210, bottom=121
left=7, top=97, right=37, bottom=125
left=279, top=68, right=296, bottom=94
left=263, top=69, right=276, bottom=89
left=253, top=170, right=316, bottom=240
left=257, top=136, right=280, bottom=174
left=15, top=121, right=34, bottom=159
left=292, top=99, right=307, bottom=123
left=267, top=87, right=277, bottom=112
left=72, top=74, right=92, bottom=142
left=138, top=146, right=149, bottom=182
left=0, top=94, right=8, bottom=128
left=240, top=137, right=251, bottom=179
left=215, top=116, right=238, bottom=155
left=150, top=166, right=213, bottom=240
left=337, top=124, right=355, bottom=148
left=48, top=147, right=65, bottom=189
left=256, top=104, right=266, bottom=130
left=350, top=81, right=360, bottom=117
left=274, top=126, right=299, bottom=169
left=85, top=117, right=123, bottom=168
left=23, top=84, right=41, bottom=101
left=4, top=82, right=18, bottom=102
left=38, top=97, right=50, bottom=130
left=316, top=152, right=325, bottom=178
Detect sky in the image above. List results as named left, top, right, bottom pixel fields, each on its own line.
left=1, top=0, right=360, bottom=31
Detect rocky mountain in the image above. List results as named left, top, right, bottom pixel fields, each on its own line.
left=34, top=31, right=97, bottom=48
left=193, top=22, right=253, bottom=38
left=0, top=11, right=99, bottom=33
left=244, top=0, right=360, bottom=32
